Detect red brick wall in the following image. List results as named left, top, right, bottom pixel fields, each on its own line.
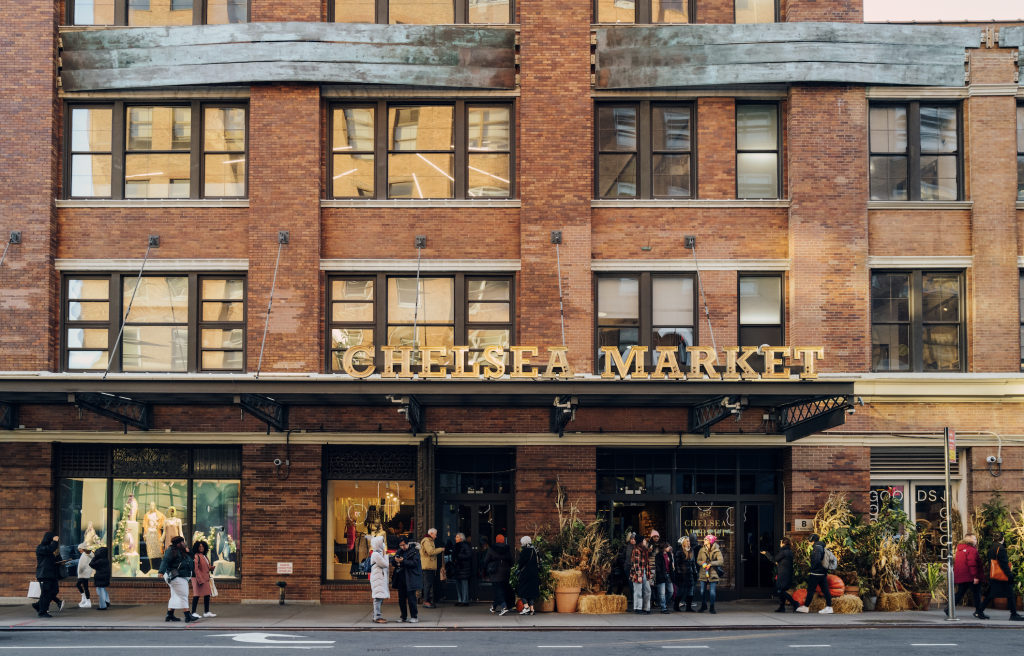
left=697, top=98, right=737, bottom=199
left=869, top=210, right=973, bottom=257
left=695, top=0, right=735, bottom=23
left=0, top=443, right=54, bottom=598
left=250, top=0, right=322, bottom=22
left=57, top=209, right=250, bottom=259
left=966, top=446, right=1024, bottom=519
left=783, top=0, right=862, bottom=22
left=843, top=402, right=1024, bottom=433
left=514, top=445, right=596, bottom=535
left=784, top=445, right=870, bottom=534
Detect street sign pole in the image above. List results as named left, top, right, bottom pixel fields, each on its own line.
left=945, top=427, right=958, bottom=621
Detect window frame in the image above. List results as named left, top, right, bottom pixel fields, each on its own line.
left=327, top=100, right=515, bottom=201
left=198, top=275, right=248, bottom=373
left=868, top=101, right=963, bottom=202
left=592, top=0, right=695, bottom=24
left=593, top=271, right=698, bottom=373
left=63, top=100, right=249, bottom=200
left=61, top=272, right=248, bottom=373
left=66, top=0, right=250, bottom=25
left=325, top=272, right=516, bottom=373
left=593, top=101, right=697, bottom=200
left=1016, top=102, right=1023, bottom=201
left=734, top=101, right=781, bottom=200
left=64, top=275, right=117, bottom=373
left=328, top=0, right=515, bottom=24
left=732, top=0, right=778, bottom=24
left=737, top=273, right=785, bottom=370
left=870, top=269, right=966, bottom=373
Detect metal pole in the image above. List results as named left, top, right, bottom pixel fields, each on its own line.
left=944, top=426, right=958, bottom=621
left=555, top=242, right=565, bottom=348
left=104, top=240, right=154, bottom=380
left=691, top=243, right=718, bottom=359
left=413, top=239, right=422, bottom=355
left=256, top=238, right=285, bottom=379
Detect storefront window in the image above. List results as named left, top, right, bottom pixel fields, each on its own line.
left=326, top=480, right=416, bottom=580
left=112, top=479, right=186, bottom=577
left=58, top=478, right=108, bottom=551
left=681, top=504, right=736, bottom=586
left=870, top=478, right=963, bottom=562
left=193, top=480, right=241, bottom=578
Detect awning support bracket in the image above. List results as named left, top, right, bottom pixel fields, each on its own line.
left=771, top=395, right=852, bottom=442
left=0, top=401, right=17, bottom=430
left=688, top=396, right=734, bottom=438
left=236, top=393, right=289, bottom=434
left=388, top=395, right=424, bottom=436
left=551, top=395, right=578, bottom=437
left=71, top=392, right=153, bottom=434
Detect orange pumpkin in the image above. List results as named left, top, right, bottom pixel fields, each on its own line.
left=791, top=574, right=845, bottom=606
left=792, top=588, right=808, bottom=606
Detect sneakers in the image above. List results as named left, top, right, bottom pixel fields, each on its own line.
left=489, top=607, right=496, bottom=613
left=374, top=618, right=387, bottom=624
left=79, top=594, right=87, bottom=607
left=819, top=607, right=834, bottom=614
left=203, top=612, right=216, bottom=618
left=795, top=606, right=810, bottom=613
left=80, top=599, right=92, bottom=608
left=520, top=607, right=531, bottom=615
left=408, top=618, right=419, bottom=623
left=397, top=617, right=406, bottom=623
left=57, top=599, right=65, bottom=612
left=499, top=607, right=510, bottom=616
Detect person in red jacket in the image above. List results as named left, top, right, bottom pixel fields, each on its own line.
left=945, top=533, right=985, bottom=617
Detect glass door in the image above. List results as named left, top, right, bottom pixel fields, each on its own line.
left=739, top=503, right=776, bottom=597
left=439, top=501, right=509, bottom=601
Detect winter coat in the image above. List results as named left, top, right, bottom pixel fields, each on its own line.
left=673, top=545, right=698, bottom=589
left=629, top=544, right=652, bottom=583
left=808, top=541, right=827, bottom=576
left=419, top=535, right=445, bottom=571
left=91, top=547, right=111, bottom=587
left=369, top=536, right=391, bottom=600
left=77, top=549, right=95, bottom=579
left=484, top=542, right=513, bottom=584
left=953, top=542, right=984, bottom=584
left=768, top=546, right=794, bottom=591
left=515, top=546, right=540, bottom=600
left=191, top=552, right=213, bottom=597
left=697, top=544, right=723, bottom=582
left=393, top=542, right=423, bottom=592
left=453, top=540, right=473, bottom=581
left=987, top=543, right=1015, bottom=598
left=35, top=533, right=60, bottom=581
left=655, top=550, right=674, bottom=585
left=159, top=546, right=194, bottom=579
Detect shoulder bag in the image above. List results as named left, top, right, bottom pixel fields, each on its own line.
left=990, top=550, right=1009, bottom=582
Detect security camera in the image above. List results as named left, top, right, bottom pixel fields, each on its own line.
left=986, top=455, right=998, bottom=464
left=273, top=458, right=283, bottom=466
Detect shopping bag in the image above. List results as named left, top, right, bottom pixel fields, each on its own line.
left=27, top=582, right=40, bottom=599
left=210, top=577, right=219, bottom=598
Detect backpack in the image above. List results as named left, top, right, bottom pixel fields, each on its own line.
left=822, top=547, right=838, bottom=572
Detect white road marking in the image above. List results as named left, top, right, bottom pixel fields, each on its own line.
left=789, top=646, right=831, bottom=649
left=661, top=647, right=710, bottom=649
left=538, top=647, right=583, bottom=649
left=413, top=647, right=458, bottom=649
left=911, top=645, right=958, bottom=647
left=0, top=648, right=332, bottom=650
left=211, top=634, right=334, bottom=645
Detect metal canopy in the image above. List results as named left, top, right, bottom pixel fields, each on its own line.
left=71, top=392, right=153, bottom=432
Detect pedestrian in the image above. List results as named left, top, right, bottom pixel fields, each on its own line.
left=485, top=534, right=514, bottom=615
left=761, top=536, right=799, bottom=612
left=393, top=536, right=422, bottom=624
left=76, top=543, right=94, bottom=608
left=696, top=534, right=723, bottom=614
left=655, top=541, right=675, bottom=614
left=796, top=533, right=833, bottom=614
left=648, top=530, right=661, bottom=608
left=946, top=533, right=984, bottom=617
left=90, top=546, right=111, bottom=610
left=976, top=531, right=1023, bottom=621
left=515, top=536, right=540, bottom=615
left=159, top=535, right=200, bottom=623
left=419, top=528, right=445, bottom=608
left=611, top=533, right=636, bottom=595
left=452, top=532, right=473, bottom=606
left=673, top=536, right=698, bottom=612
left=630, top=536, right=652, bottom=614
left=190, top=540, right=216, bottom=619
left=369, top=535, right=390, bottom=624
left=32, top=532, right=63, bottom=617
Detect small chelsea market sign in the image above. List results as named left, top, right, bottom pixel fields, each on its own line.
left=339, top=345, right=826, bottom=380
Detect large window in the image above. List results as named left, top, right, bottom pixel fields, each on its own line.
left=327, top=273, right=514, bottom=372
left=68, top=0, right=247, bottom=25
left=734, top=0, right=775, bottom=23
left=595, top=273, right=695, bottom=373
left=62, top=274, right=246, bottom=373
left=1017, top=104, right=1023, bottom=200
left=596, top=103, right=694, bottom=199
left=869, top=102, right=961, bottom=201
left=57, top=445, right=241, bottom=579
left=64, top=102, right=248, bottom=200
left=871, top=270, right=964, bottom=372
left=331, top=0, right=512, bottom=24
left=738, top=275, right=783, bottom=371
left=595, top=0, right=692, bottom=23
left=330, top=102, right=513, bottom=200
left=736, top=104, right=780, bottom=199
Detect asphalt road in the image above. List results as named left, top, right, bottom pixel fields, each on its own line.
left=0, top=629, right=1019, bottom=654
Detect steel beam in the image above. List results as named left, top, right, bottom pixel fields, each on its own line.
left=688, top=396, right=733, bottom=438
left=237, top=393, right=288, bottom=433
left=72, top=393, right=153, bottom=432
left=0, top=402, right=16, bottom=430
left=772, top=395, right=852, bottom=442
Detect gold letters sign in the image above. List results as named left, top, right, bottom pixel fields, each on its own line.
left=341, top=346, right=824, bottom=380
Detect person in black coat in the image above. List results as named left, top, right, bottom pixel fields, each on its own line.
left=452, top=533, right=473, bottom=606
left=610, top=533, right=636, bottom=595
left=484, top=535, right=514, bottom=614
left=515, top=536, right=541, bottom=615
left=33, top=532, right=64, bottom=617
left=977, top=532, right=1023, bottom=621
left=654, top=542, right=675, bottom=614
left=761, top=536, right=799, bottom=613
left=90, top=547, right=112, bottom=610
left=673, top=536, right=699, bottom=612
left=392, top=537, right=423, bottom=623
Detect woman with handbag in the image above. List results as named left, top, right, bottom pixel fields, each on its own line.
left=515, top=536, right=540, bottom=616
left=159, top=535, right=200, bottom=623
left=190, top=540, right=216, bottom=618
left=696, top=534, right=723, bottom=614
left=977, top=532, right=1024, bottom=621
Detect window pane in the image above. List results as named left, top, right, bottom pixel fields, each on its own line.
left=388, top=153, right=454, bottom=198
left=468, top=280, right=509, bottom=301
left=652, top=154, right=691, bottom=197
left=207, top=0, right=247, bottom=23
left=202, top=279, right=244, bottom=300
left=388, top=106, right=453, bottom=150
left=204, top=155, right=245, bottom=197
left=127, top=107, right=191, bottom=151
left=71, top=155, right=112, bottom=197
left=335, top=0, right=376, bottom=21
left=1018, top=156, right=1024, bottom=200
left=736, top=153, right=778, bottom=199
left=71, top=108, right=112, bottom=152
left=468, top=302, right=510, bottom=322
left=598, top=329, right=639, bottom=370
left=920, top=106, right=957, bottom=153
left=204, top=108, right=245, bottom=151
left=922, top=325, right=960, bottom=371
left=390, top=0, right=453, bottom=23
left=331, top=331, right=374, bottom=371
left=74, top=0, right=116, bottom=24
left=388, top=278, right=454, bottom=323
left=123, top=326, right=188, bottom=372
left=332, top=279, right=374, bottom=301
left=598, top=107, right=637, bottom=152
left=652, top=106, right=690, bottom=151
left=653, top=327, right=693, bottom=364
left=202, top=301, right=244, bottom=322
left=872, top=324, right=910, bottom=371
left=202, top=328, right=244, bottom=349
left=469, top=0, right=509, bottom=23
left=68, top=328, right=109, bottom=349
left=869, top=106, right=907, bottom=153
left=735, top=0, right=774, bottom=23
left=596, top=0, right=635, bottom=22
left=113, top=479, right=187, bottom=576
left=69, top=279, right=110, bottom=300
left=129, top=0, right=193, bottom=25
left=125, top=153, right=191, bottom=198
left=332, top=302, right=374, bottom=322
left=652, top=0, right=689, bottom=22
left=193, top=480, right=241, bottom=577
left=68, top=302, right=110, bottom=321
left=58, top=479, right=108, bottom=552
left=333, top=154, right=375, bottom=198
left=387, top=326, right=455, bottom=361
left=597, top=278, right=639, bottom=325
left=739, top=277, right=781, bottom=325
left=202, top=350, right=243, bottom=370
left=869, top=155, right=908, bottom=201
left=334, top=108, right=375, bottom=152
left=124, top=277, right=189, bottom=323
left=468, top=107, right=510, bottom=151
left=467, top=153, right=510, bottom=197
left=598, top=154, right=637, bottom=198
left=736, top=105, right=777, bottom=151
left=1018, top=106, right=1024, bottom=153
left=870, top=273, right=910, bottom=323
left=920, top=155, right=957, bottom=201
left=468, top=328, right=510, bottom=350
left=922, top=273, right=959, bottom=322
left=68, top=350, right=109, bottom=370
left=652, top=277, right=693, bottom=326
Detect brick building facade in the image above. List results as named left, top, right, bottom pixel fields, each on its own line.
left=1, top=0, right=1024, bottom=604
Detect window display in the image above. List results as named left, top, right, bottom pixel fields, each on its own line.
left=58, top=478, right=108, bottom=550
left=193, top=480, right=241, bottom=577
left=113, top=480, right=186, bottom=577
left=325, top=480, right=415, bottom=580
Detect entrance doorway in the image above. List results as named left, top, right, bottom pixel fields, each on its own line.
left=439, top=501, right=510, bottom=601
left=739, top=503, right=776, bottom=596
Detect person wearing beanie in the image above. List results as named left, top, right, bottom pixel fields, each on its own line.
left=674, top=536, right=698, bottom=612
left=32, top=532, right=63, bottom=617
left=648, top=531, right=661, bottom=608
left=76, top=543, right=95, bottom=608
left=485, top=534, right=514, bottom=615
left=516, top=536, right=540, bottom=615
left=696, top=534, right=723, bottom=614
left=159, top=535, right=199, bottom=623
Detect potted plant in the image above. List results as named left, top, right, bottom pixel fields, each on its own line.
left=917, top=562, right=946, bottom=611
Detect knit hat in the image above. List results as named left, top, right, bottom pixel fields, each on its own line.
left=496, top=534, right=506, bottom=544
left=705, top=534, right=717, bottom=545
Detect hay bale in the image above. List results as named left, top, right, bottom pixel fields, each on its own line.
left=808, top=596, right=826, bottom=613
left=876, top=591, right=914, bottom=612
left=551, top=569, right=588, bottom=589
left=832, top=594, right=863, bottom=614
left=578, top=594, right=628, bottom=614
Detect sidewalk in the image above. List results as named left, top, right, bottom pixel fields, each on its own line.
left=1, top=599, right=1019, bottom=630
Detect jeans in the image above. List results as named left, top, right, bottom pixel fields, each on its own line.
left=455, top=579, right=469, bottom=603
left=953, top=582, right=982, bottom=612
left=492, top=580, right=507, bottom=610
left=805, top=573, right=832, bottom=608
left=397, top=579, right=418, bottom=620
left=699, top=580, right=717, bottom=606
left=632, top=576, right=651, bottom=611
left=96, top=587, right=109, bottom=609
left=37, top=579, right=58, bottom=615
left=76, top=578, right=90, bottom=599
left=373, top=598, right=384, bottom=620
left=658, top=582, right=673, bottom=610
left=421, top=569, right=437, bottom=604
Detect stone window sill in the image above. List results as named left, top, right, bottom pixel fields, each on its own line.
left=867, top=200, right=973, bottom=210
left=321, top=199, right=520, bottom=208
left=591, top=199, right=791, bottom=209
left=56, top=199, right=249, bottom=208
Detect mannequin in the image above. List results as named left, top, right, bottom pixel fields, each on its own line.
left=127, top=494, right=139, bottom=522
left=84, top=521, right=100, bottom=548
left=163, top=507, right=183, bottom=548
left=143, top=502, right=166, bottom=570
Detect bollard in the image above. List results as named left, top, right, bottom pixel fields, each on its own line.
left=277, top=580, right=287, bottom=605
